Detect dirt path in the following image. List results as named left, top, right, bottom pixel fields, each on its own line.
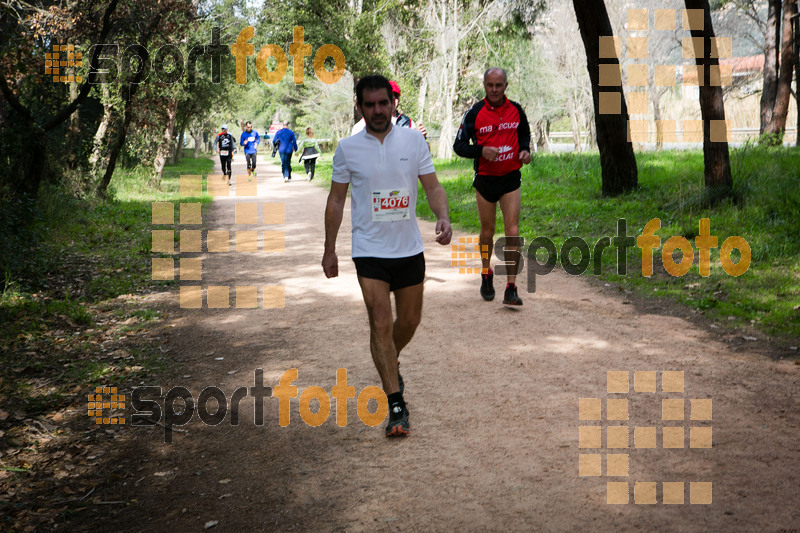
left=106, top=154, right=799, bottom=532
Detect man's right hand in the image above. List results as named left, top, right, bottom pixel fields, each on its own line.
left=322, top=250, right=338, bottom=278
left=482, top=146, right=499, bottom=161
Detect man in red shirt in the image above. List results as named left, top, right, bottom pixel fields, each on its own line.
left=453, top=67, right=531, bottom=305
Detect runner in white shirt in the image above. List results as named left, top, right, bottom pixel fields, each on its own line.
left=323, top=75, right=452, bottom=438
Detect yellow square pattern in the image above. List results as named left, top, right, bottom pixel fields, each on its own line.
left=634, top=371, right=656, bottom=392
left=263, top=203, right=285, bottom=224
left=180, top=230, right=202, bottom=253
left=606, top=371, right=629, bottom=393
left=180, top=203, right=202, bottom=225
left=579, top=426, right=602, bottom=448
left=654, top=9, right=676, bottom=31
left=236, top=286, right=259, bottom=308
left=606, top=454, right=629, bottom=477
left=579, top=398, right=601, bottom=420
left=180, top=257, right=202, bottom=280
left=263, top=285, right=285, bottom=309
left=579, top=454, right=601, bottom=477
left=152, top=202, right=174, bottom=224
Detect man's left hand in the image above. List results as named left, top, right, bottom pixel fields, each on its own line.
left=519, top=150, right=532, bottom=164
left=435, top=219, right=452, bottom=245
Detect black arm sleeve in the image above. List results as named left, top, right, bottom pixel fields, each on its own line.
left=453, top=107, right=483, bottom=159
left=514, top=103, right=532, bottom=153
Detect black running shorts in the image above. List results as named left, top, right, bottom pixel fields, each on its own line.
left=353, top=252, right=425, bottom=291
left=245, top=153, right=257, bottom=170
left=473, top=169, right=521, bottom=203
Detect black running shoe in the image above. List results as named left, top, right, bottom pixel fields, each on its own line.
left=385, top=404, right=409, bottom=437
left=480, top=271, right=495, bottom=301
left=503, top=283, right=523, bottom=306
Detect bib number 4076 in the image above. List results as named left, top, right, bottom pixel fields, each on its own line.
left=381, top=196, right=409, bottom=209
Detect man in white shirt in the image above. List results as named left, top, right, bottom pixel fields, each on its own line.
left=323, top=75, right=451, bottom=437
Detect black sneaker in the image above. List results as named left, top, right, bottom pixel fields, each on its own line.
left=503, top=283, right=523, bottom=306
left=480, top=271, right=495, bottom=301
left=385, top=403, right=409, bottom=437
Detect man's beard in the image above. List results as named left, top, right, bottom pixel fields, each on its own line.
left=365, top=115, right=390, bottom=133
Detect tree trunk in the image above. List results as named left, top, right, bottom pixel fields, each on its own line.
left=152, top=98, right=178, bottom=188
left=417, top=74, right=428, bottom=123
left=66, top=76, right=80, bottom=169
left=766, top=0, right=796, bottom=142
left=97, top=95, right=136, bottom=197
left=568, top=98, right=582, bottom=153
left=760, top=0, right=781, bottom=136
left=794, top=7, right=800, bottom=146
left=97, top=56, right=151, bottom=197
left=572, top=0, right=638, bottom=196
left=89, top=84, right=113, bottom=177
left=436, top=0, right=458, bottom=160
left=193, top=126, right=204, bottom=158
left=535, top=120, right=550, bottom=153
left=685, top=0, right=733, bottom=193
left=171, top=114, right=187, bottom=164
left=652, top=90, right=663, bottom=150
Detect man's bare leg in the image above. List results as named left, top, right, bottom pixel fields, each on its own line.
left=498, top=187, right=522, bottom=285
left=392, top=283, right=423, bottom=358
left=475, top=191, right=497, bottom=274
left=357, top=276, right=400, bottom=394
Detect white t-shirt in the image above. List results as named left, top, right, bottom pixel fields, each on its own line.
left=332, top=125, right=434, bottom=258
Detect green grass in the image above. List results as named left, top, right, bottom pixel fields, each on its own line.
left=312, top=146, right=800, bottom=341
left=0, top=156, right=215, bottom=417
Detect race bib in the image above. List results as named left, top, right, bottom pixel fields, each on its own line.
left=372, top=189, right=410, bottom=222
left=219, top=150, right=229, bottom=156
left=248, top=136, right=255, bottom=142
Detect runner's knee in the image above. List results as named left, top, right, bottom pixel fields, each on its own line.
left=369, top=310, right=394, bottom=336
left=395, top=313, right=420, bottom=332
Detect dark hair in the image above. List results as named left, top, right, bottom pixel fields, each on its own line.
left=355, top=75, right=393, bottom=106
left=245, top=121, right=252, bottom=126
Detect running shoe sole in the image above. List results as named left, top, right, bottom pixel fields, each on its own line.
left=385, top=410, right=410, bottom=437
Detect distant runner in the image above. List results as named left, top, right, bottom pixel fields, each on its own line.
left=272, top=122, right=298, bottom=183
left=215, top=124, right=236, bottom=186
left=296, top=127, right=322, bottom=181
left=453, top=67, right=531, bottom=306
left=239, top=121, right=260, bottom=179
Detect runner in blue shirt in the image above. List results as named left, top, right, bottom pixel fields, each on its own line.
left=272, top=122, right=298, bottom=182
left=239, top=121, right=260, bottom=178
